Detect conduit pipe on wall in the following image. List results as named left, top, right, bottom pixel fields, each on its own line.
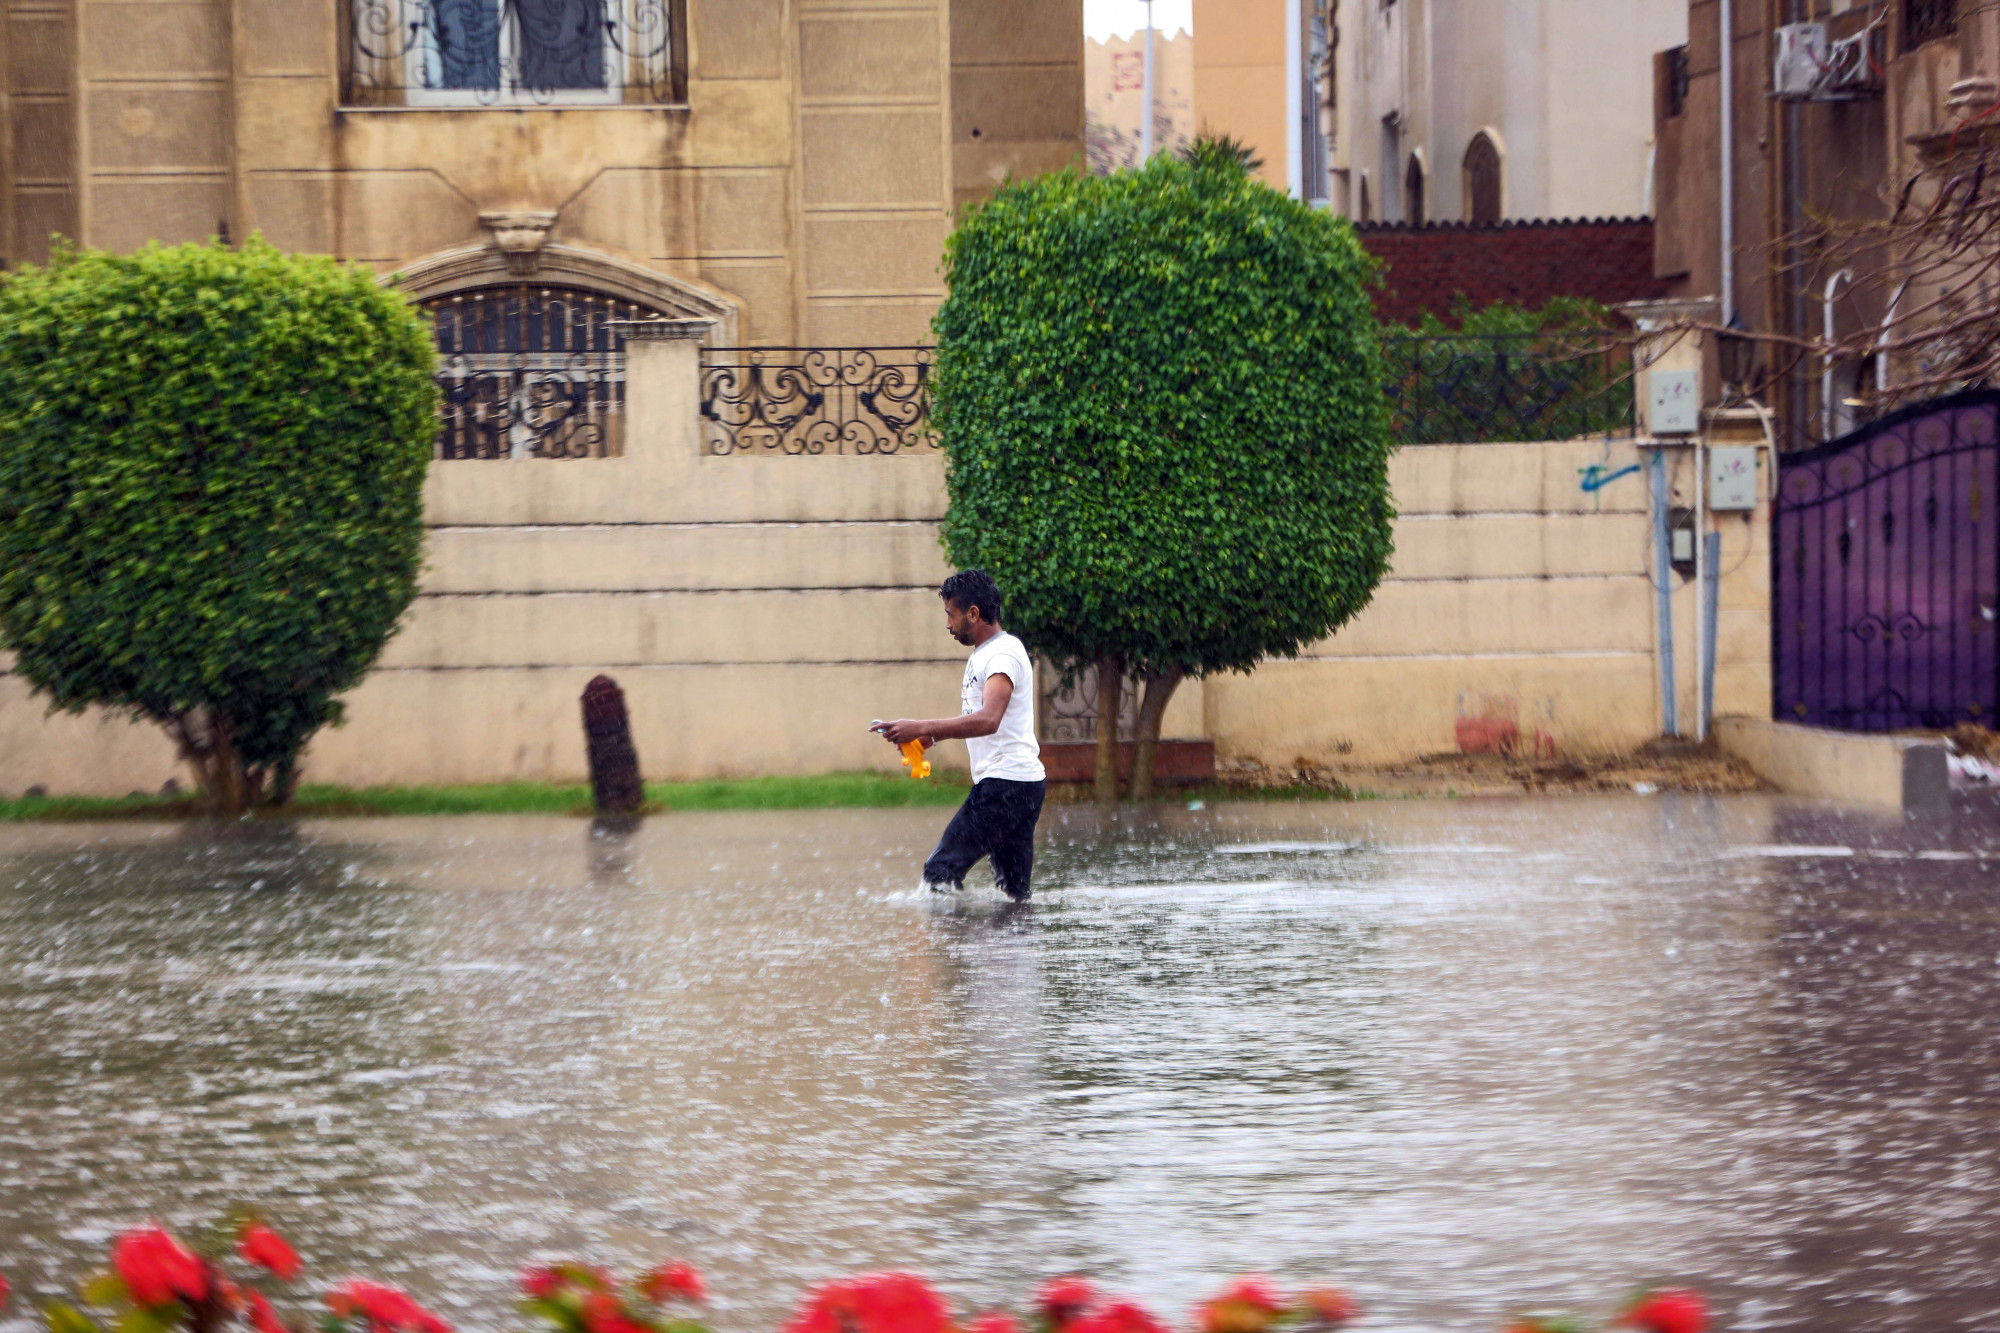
left=1822, top=269, right=1853, bottom=439
left=1877, top=278, right=1908, bottom=395
left=1651, top=449, right=1680, bottom=738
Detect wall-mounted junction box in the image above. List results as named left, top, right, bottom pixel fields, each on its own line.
left=1648, top=369, right=1700, bottom=435
left=1709, top=445, right=1759, bottom=511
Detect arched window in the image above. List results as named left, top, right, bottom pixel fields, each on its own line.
left=1463, top=131, right=1502, bottom=225
left=1357, top=173, right=1372, bottom=223
left=423, top=285, right=660, bottom=459
left=1404, top=153, right=1426, bottom=226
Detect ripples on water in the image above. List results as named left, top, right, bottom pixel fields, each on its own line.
left=2, top=796, right=1999, bottom=1333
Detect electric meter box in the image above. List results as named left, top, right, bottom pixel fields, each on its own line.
left=1648, top=369, right=1700, bottom=435
left=1709, top=445, right=1759, bottom=511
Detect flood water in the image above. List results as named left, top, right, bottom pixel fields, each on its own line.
left=3, top=796, right=2000, bottom=1333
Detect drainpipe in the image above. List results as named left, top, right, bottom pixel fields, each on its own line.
left=1286, top=0, right=1304, bottom=195
left=1822, top=269, right=1853, bottom=439
left=1140, top=0, right=1156, bottom=161
left=1719, top=0, right=1735, bottom=325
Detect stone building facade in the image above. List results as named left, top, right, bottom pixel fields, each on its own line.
left=0, top=0, right=1083, bottom=346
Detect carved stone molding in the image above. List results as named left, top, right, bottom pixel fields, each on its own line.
left=607, top=317, right=717, bottom=341
left=479, top=211, right=559, bottom=274
left=387, top=242, right=741, bottom=343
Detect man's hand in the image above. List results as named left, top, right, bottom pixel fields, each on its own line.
left=872, top=719, right=933, bottom=746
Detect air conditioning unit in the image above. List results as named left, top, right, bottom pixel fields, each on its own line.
left=1774, top=23, right=1830, bottom=98
left=1774, top=20, right=1885, bottom=101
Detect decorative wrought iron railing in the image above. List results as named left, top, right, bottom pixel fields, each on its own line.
left=346, top=0, right=687, bottom=106
left=699, top=347, right=938, bottom=456
left=425, top=285, right=648, bottom=460
left=1381, top=333, right=1633, bottom=444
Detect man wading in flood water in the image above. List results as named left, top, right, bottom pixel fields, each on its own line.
left=872, top=570, right=1048, bottom=900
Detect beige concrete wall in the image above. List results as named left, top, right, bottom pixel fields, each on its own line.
left=1716, top=718, right=1950, bottom=815
left=0, top=338, right=1774, bottom=794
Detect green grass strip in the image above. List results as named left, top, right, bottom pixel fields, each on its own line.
left=0, top=771, right=975, bottom=820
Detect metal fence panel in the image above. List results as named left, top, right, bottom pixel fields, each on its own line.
left=1773, top=390, right=2000, bottom=731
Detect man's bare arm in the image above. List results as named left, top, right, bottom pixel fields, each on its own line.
left=873, top=673, right=1014, bottom=745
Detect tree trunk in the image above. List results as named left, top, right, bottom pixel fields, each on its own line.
left=168, top=708, right=249, bottom=817
left=1092, top=655, right=1124, bottom=803
left=1128, top=669, right=1185, bottom=802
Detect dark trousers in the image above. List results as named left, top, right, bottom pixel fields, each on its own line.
left=923, top=777, right=1047, bottom=900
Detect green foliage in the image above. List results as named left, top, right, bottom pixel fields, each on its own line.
left=1381, top=296, right=1632, bottom=444
left=1176, top=131, right=1265, bottom=175
left=0, top=238, right=437, bottom=810
left=933, top=153, right=1394, bottom=680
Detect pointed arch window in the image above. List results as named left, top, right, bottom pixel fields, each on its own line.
left=1404, top=153, right=1426, bottom=226
left=1463, top=132, right=1502, bottom=225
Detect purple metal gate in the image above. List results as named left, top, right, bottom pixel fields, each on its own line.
left=1774, top=390, right=2000, bottom=731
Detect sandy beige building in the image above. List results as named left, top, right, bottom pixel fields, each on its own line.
left=1191, top=0, right=1686, bottom=220
left=1084, top=26, right=1193, bottom=172
left=0, top=0, right=1083, bottom=346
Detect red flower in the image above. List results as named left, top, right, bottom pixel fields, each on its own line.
left=783, top=1272, right=952, bottom=1333
left=579, top=1291, right=650, bottom=1333
left=1, top=1272, right=10, bottom=1311
left=1036, top=1278, right=1099, bottom=1327
left=249, top=1292, right=289, bottom=1333
left=113, top=1226, right=211, bottom=1308
left=968, top=1314, right=1019, bottom=1333
left=1620, top=1290, right=1707, bottom=1333
left=638, top=1263, right=706, bottom=1303
left=238, top=1224, right=302, bottom=1283
left=325, top=1280, right=451, bottom=1333
left=1198, top=1278, right=1283, bottom=1333
left=520, top=1269, right=565, bottom=1301
left=1291, top=1289, right=1357, bottom=1329
left=1072, top=1301, right=1168, bottom=1333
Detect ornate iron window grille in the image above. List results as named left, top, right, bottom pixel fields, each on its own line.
left=1905, top=0, right=1957, bottom=50
left=1381, top=333, right=1634, bottom=444
left=424, top=285, right=648, bottom=459
left=699, top=348, right=938, bottom=456
left=346, top=0, right=687, bottom=106
left=1665, top=45, right=1690, bottom=119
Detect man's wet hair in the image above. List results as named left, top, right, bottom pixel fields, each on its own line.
left=939, top=569, right=1003, bottom=624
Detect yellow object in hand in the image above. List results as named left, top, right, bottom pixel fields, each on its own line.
left=899, top=739, right=931, bottom=780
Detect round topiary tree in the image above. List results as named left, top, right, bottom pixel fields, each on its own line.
left=0, top=238, right=438, bottom=813
left=934, top=145, right=1393, bottom=800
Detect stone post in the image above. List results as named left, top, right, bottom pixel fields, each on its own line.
left=582, top=674, right=644, bottom=814
left=609, top=317, right=715, bottom=468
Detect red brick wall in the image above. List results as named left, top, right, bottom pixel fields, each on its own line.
left=1358, top=218, right=1668, bottom=327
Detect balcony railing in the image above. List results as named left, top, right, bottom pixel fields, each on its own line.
left=345, top=0, right=687, bottom=106
left=699, top=347, right=938, bottom=456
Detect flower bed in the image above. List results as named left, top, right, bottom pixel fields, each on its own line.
left=0, top=1219, right=1708, bottom=1333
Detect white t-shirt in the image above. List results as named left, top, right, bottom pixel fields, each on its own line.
left=961, top=631, right=1046, bottom=784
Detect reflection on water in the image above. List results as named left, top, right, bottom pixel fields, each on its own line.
left=2, top=798, right=1998, bottom=1333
